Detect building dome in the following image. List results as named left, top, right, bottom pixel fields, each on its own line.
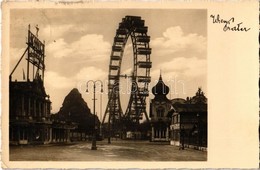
left=152, top=74, right=170, bottom=96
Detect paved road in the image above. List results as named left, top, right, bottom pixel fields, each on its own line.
left=10, top=139, right=207, bottom=161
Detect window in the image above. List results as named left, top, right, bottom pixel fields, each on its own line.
left=156, top=106, right=165, bottom=117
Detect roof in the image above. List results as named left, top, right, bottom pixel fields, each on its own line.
left=173, top=103, right=207, bottom=113
left=171, top=98, right=186, bottom=104
left=10, top=79, right=48, bottom=98
left=152, top=74, right=170, bottom=100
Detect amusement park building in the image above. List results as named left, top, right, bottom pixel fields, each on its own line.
left=9, top=26, right=77, bottom=145
left=9, top=77, right=76, bottom=145
left=149, top=75, right=208, bottom=149
left=169, top=88, right=208, bottom=150
left=149, top=74, right=172, bottom=142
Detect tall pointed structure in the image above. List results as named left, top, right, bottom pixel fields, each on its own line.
left=150, top=73, right=172, bottom=142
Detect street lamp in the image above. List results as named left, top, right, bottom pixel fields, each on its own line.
left=100, top=92, right=103, bottom=138
left=86, top=80, right=103, bottom=150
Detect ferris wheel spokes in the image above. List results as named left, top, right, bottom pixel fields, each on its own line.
left=103, top=15, right=152, bottom=137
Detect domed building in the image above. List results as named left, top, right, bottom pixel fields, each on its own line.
left=149, top=74, right=172, bottom=142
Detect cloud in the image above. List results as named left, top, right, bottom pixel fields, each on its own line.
left=156, top=57, right=206, bottom=78
left=46, top=34, right=111, bottom=62
left=45, top=66, right=107, bottom=91
left=45, top=71, right=74, bottom=89
left=41, top=24, right=75, bottom=40
left=150, top=57, right=207, bottom=98
left=46, top=38, right=74, bottom=58
left=9, top=47, right=29, bottom=80
left=36, top=35, right=109, bottom=112
left=71, top=34, right=111, bottom=60
left=44, top=71, right=73, bottom=113
left=44, top=68, right=107, bottom=113
left=151, top=26, right=206, bottom=58
left=149, top=26, right=207, bottom=95
left=76, top=66, right=107, bottom=82
left=39, top=24, right=88, bottom=41
left=10, top=47, right=27, bottom=61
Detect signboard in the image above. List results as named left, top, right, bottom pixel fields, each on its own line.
left=27, top=30, right=45, bottom=70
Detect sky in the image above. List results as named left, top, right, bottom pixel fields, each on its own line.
left=10, top=9, right=207, bottom=120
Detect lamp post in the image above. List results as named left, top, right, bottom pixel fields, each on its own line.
left=100, top=92, right=103, bottom=138
left=108, top=113, right=111, bottom=144
left=86, top=80, right=103, bottom=150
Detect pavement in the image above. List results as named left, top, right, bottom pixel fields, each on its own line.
left=10, top=139, right=207, bottom=161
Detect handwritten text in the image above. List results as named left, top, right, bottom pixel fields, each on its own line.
left=210, top=14, right=250, bottom=32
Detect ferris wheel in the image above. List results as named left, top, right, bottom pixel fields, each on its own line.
left=102, top=16, right=152, bottom=133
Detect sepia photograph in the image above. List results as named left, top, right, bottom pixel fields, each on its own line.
left=1, top=1, right=259, bottom=169
left=8, top=8, right=207, bottom=161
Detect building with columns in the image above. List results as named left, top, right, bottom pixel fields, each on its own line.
left=9, top=75, right=76, bottom=145
left=9, top=25, right=76, bottom=145
left=9, top=77, right=52, bottom=144
left=149, top=74, right=172, bottom=142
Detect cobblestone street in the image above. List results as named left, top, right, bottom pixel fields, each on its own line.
left=10, top=139, right=207, bottom=161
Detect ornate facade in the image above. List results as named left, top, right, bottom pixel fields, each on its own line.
left=9, top=77, right=52, bottom=144
left=149, top=74, right=172, bottom=142
left=9, top=76, right=77, bottom=145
